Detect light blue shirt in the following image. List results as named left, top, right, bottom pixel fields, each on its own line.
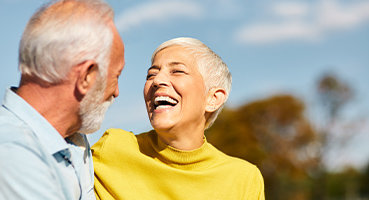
left=0, top=88, right=96, bottom=200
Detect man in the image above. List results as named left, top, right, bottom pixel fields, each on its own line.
left=0, top=0, right=124, bottom=199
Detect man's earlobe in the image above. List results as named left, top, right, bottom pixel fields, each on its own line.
left=205, top=88, right=227, bottom=112
left=76, top=60, right=98, bottom=96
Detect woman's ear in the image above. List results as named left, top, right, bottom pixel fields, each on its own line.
left=76, top=60, right=98, bottom=96
left=205, top=87, right=227, bottom=112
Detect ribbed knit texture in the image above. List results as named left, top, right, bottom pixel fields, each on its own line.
left=92, top=129, right=265, bottom=200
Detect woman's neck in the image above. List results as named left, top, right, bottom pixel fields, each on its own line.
left=156, top=128, right=205, bottom=151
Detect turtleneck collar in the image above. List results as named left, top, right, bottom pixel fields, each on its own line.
left=145, top=130, right=222, bottom=171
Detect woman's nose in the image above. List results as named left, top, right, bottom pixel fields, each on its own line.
left=152, top=71, right=170, bottom=87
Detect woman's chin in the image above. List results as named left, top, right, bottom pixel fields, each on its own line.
left=151, top=123, right=173, bottom=132
left=150, top=119, right=178, bottom=133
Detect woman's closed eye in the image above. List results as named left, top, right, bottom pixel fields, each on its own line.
left=172, top=69, right=187, bottom=75
left=146, top=72, right=157, bottom=80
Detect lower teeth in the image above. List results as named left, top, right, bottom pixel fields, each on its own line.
left=156, top=105, right=172, bottom=109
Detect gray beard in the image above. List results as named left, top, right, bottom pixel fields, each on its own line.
left=78, top=79, right=114, bottom=134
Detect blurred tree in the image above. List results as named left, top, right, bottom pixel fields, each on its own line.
left=206, top=95, right=318, bottom=200
left=359, top=163, right=369, bottom=197
left=325, top=167, right=361, bottom=200
left=313, top=74, right=357, bottom=198
left=317, top=74, right=353, bottom=121
left=206, top=73, right=366, bottom=199
left=315, top=73, right=355, bottom=166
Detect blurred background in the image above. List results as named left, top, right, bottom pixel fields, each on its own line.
left=1, top=0, right=368, bottom=199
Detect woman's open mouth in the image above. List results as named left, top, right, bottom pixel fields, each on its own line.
left=154, top=96, right=178, bottom=110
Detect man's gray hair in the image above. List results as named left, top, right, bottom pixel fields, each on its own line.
left=151, top=37, right=232, bottom=129
left=19, top=0, right=114, bottom=83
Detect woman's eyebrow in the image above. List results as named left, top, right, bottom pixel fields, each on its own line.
left=149, top=62, right=186, bottom=71
left=147, top=65, right=160, bottom=72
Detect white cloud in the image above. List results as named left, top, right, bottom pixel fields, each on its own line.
left=235, top=0, right=369, bottom=44
left=318, top=0, right=369, bottom=30
left=115, top=1, right=203, bottom=33
left=235, top=20, right=319, bottom=44
left=272, top=2, right=309, bottom=18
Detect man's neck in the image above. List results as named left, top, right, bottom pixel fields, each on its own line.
left=16, top=80, right=80, bottom=138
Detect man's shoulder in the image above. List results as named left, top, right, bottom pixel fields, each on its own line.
left=0, top=126, right=65, bottom=200
left=0, top=107, right=35, bottom=145
left=0, top=108, right=47, bottom=170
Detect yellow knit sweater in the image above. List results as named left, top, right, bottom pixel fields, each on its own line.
left=92, top=129, right=265, bottom=200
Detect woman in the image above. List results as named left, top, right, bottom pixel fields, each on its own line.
left=92, top=37, right=265, bottom=200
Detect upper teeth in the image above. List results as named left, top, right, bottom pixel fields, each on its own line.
left=154, top=96, right=177, bottom=105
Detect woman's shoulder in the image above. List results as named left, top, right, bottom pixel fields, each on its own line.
left=224, top=153, right=257, bottom=170
left=100, top=128, right=136, bottom=145
left=92, top=129, right=137, bottom=157
left=101, top=128, right=154, bottom=139
left=104, top=128, right=136, bottom=138
left=209, top=143, right=263, bottom=177
left=92, top=129, right=155, bottom=154
left=217, top=151, right=264, bottom=189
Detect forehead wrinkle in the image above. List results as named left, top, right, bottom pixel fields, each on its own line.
left=168, top=62, right=186, bottom=68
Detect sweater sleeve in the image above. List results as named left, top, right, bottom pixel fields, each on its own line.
left=92, top=128, right=136, bottom=161
left=92, top=129, right=113, bottom=200
left=92, top=128, right=137, bottom=200
left=255, top=167, right=265, bottom=200
left=241, top=164, right=265, bottom=200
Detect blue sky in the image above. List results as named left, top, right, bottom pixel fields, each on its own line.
left=1, top=0, right=368, bottom=169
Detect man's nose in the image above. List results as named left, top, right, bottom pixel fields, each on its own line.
left=113, top=86, right=119, bottom=98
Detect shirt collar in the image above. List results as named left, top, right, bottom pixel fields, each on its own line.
left=2, top=87, right=70, bottom=156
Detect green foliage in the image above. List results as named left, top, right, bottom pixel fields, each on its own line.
left=359, top=163, right=369, bottom=197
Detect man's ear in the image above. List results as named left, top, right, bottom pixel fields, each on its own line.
left=76, top=60, right=98, bottom=96
left=205, top=87, right=227, bottom=112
